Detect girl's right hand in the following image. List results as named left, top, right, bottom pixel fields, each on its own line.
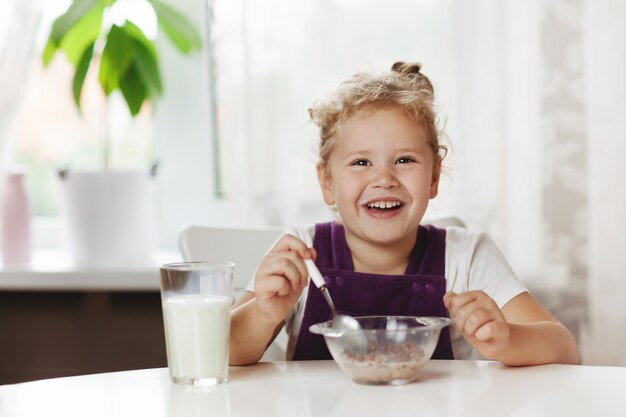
left=254, top=234, right=316, bottom=325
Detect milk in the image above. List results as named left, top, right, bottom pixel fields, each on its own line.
left=162, top=294, right=231, bottom=384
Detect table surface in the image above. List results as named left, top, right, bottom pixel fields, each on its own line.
left=1, top=360, right=625, bottom=417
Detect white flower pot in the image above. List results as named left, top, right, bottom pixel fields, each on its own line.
left=59, top=169, right=156, bottom=268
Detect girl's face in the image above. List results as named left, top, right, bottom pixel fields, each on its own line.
left=317, top=107, right=440, bottom=247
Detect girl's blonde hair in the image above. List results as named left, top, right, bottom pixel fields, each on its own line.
left=309, top=62, right=447, bottom=167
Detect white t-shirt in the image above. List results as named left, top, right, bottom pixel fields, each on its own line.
left=245, top=224, right=528, bottom=360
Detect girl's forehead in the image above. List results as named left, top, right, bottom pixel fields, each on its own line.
left=341, top=106, right=422, bottom=131
left=333, top=108, right=428, bottom=150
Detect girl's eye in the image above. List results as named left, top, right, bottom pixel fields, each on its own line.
left=351, top=159, right=371, bottom=166
left=396, top=157, right=417, bottom=164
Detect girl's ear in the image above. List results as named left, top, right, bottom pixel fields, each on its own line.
left=316, top=163, right=336, bottom=205
left=429, top=158, right=442, bottom=199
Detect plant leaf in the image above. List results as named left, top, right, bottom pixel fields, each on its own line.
left=59, top=3, right=104, bottom=67
left=131, top=39, right=162, bottom=98
left=72, top=42, right=95, bottom=110
left=122, top=20, right=157, bottom=58
left=147, top=0, right=202, bottom=53
left=98, top=24, right=133, bottom=95
left=120, top=21, right=162, bottom=97
left=119, top=64, right=148, bottom=116
left=49, top=0, right=102, bottom=45
left=42, top=38, right=57, bottom=67
left=43, top=0, right=103, bottom=66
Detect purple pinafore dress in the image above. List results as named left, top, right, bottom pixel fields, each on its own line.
left=292, top=221, right=454, bottom=360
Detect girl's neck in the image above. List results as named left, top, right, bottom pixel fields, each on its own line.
left=345, top=231, right=416, bottom=275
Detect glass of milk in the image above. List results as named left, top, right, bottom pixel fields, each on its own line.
left=160, top=261, right=234, bottom=386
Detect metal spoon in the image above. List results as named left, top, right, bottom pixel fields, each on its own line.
left=304, top=259, right=365, bottom=339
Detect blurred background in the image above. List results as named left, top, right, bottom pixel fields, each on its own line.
left=1, top=0, right=625, bottom=374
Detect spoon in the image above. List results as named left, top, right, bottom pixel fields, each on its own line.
left=304, top=259, right=366, bottom=342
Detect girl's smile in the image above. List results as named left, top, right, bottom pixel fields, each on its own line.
left=360, top=196, right=405, bottom=219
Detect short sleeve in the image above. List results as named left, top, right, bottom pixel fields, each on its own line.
left=445, top=227, right=528, bottom=309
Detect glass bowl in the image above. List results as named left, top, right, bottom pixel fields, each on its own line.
left=309, top=315, right=452, bottom=385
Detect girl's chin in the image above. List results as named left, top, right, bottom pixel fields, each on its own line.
left=360, top=224, right=419, bottom=245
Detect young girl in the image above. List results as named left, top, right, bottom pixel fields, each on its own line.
left=229, top=62, right=579, bottom=366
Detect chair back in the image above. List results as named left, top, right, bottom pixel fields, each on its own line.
left=179, top=225, right=282, bottom=293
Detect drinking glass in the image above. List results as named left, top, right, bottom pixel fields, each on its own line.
left=160, top=261, right=234, bottom=386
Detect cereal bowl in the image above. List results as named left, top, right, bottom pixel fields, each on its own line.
left=309, top=316, right=452, bottom=385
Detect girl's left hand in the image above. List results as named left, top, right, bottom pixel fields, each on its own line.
left=444, top=290, right=511, bottom=360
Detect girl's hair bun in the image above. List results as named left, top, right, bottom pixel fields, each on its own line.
left=391, top=61, right=433, bottom=93
left=391, top=61, right=423, bottom=76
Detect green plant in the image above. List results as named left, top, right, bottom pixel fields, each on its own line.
left=43, top=0, right=201, bottom=167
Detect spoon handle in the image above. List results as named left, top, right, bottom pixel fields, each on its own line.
left=304, top=259, right=326, bottom=288
left=304, top=259, right=338, bottom=317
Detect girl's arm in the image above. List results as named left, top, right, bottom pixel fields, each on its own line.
left=229, top=292, right=284, bottom=365
left=444, top=291, right=579, bottom=366
left=229, top=235, right=314, bottom=365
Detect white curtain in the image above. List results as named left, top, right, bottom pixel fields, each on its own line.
left=0, top=0, right=41, bottom=165
left=583, top=0, right=626, bottom=366
left=455, top=0, right=626, bottom=365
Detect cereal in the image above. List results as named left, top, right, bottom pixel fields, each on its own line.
left=339, top=341, right=426, bottom=383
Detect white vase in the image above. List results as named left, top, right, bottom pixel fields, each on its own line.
left=59, top=169, right=156, bottom=268
left=1, top=169, right=32, bottom=264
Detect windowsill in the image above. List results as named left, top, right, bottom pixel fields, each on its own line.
left=0, top=249, right=182, bottom=292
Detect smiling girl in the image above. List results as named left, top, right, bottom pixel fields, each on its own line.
left=229, top=62, right=579, bottom=366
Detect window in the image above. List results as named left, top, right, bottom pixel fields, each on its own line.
left=2, top=0, right=158, bottom=249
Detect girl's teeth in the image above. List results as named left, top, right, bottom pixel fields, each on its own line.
left=367, top=201, right=401, bottom=209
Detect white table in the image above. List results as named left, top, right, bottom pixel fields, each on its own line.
left=1, top=360, right=625, bottom=417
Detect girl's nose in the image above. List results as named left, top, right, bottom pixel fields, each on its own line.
left=370, top=166, right=399, bottom=188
